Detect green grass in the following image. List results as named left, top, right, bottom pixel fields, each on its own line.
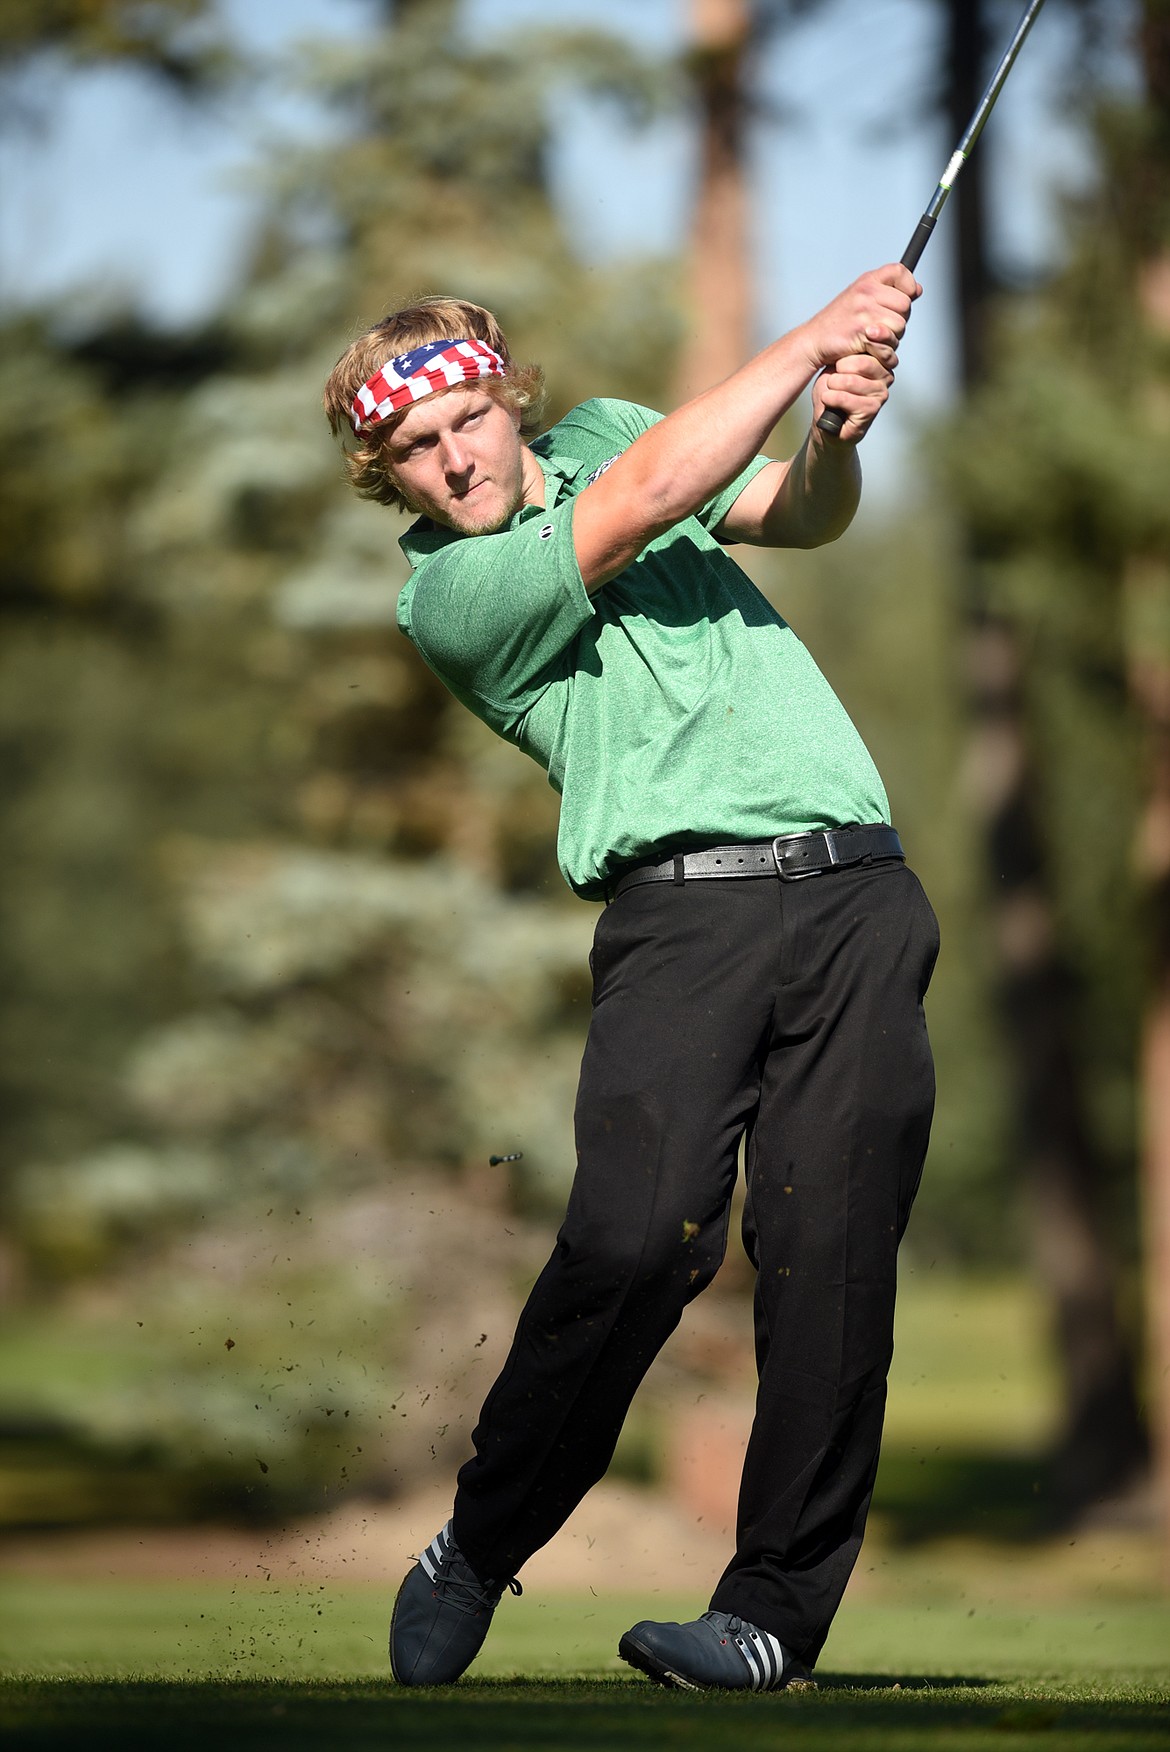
left=2, top=1579, right=1169, bottom=1749
left=4, top=1678, right=1170, bottom=1752
left=1, top=1277, right=1166, bottom=1746
left=884, top=1272, right=1059, bottom=1453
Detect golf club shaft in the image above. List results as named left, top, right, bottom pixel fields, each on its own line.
left=816, top=0, right=1047, bottom=437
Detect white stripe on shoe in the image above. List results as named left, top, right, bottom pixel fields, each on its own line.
left=736, top=1626, right=791, bottom=1690
left=737, top=1635, right=765, bottom=1689
left=418, top=1521, right=453, bottom=1584
left=767, top=1632, right=788, bottom=1680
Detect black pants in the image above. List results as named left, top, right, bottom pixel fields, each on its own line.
left=451, top=859, right=939, bottom=1664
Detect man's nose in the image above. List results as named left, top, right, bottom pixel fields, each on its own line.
left=440, top=434, right=471, bottom=478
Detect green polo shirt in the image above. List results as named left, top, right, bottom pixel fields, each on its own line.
left=396, top=397, right=889, bottom=900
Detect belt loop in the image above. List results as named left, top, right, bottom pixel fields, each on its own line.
left=673, top=854, right=685, bottom=886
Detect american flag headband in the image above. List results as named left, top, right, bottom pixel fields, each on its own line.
left=351, top=337, right=507, bottom=435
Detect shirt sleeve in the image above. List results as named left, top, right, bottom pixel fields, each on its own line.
left=401, top=500, right=594, bottom=720
left=696, top=454, right=774, bottom=536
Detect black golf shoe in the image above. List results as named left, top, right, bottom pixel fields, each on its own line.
left=619, top=1609, right=814, bottom=1693
left=389, top=1521, right=521, bottom=1686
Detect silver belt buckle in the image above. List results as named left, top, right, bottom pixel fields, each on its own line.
left=771, top=833, right=826, bottom=880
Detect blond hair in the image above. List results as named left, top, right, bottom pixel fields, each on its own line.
left=323, top=296, right=546, bottom=511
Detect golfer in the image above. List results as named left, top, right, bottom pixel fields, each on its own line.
left=323, top=262, right=938, bottom=1692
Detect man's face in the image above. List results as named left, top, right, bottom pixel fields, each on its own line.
left=385, top=387, right=530, bottom=535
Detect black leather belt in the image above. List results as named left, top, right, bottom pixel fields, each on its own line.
left=608, top=824, right=904, bottom=901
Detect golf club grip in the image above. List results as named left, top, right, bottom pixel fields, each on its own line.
left=900, top=213, right=936, bottom=275
left=815, top=213, right=938, bottom=437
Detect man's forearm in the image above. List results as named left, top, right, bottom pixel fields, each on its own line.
left=750, top=427, right=862, bottom=549
left=570, top=264, right=916, bottom=592
left=573, top=329, right=821, bottom=590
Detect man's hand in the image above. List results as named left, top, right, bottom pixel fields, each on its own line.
left=798, top=263, right=920, bottom=374
left=798, top=263, right=919, bottom=441
left=809, top=350, right=897, bottom=446
left=571, top=261, right=921, bottom=589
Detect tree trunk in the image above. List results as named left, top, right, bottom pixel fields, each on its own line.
left=962, top=608, right=1147, bottom=1510
left=945, top=0, right=994, bottom=390
left=1131, top=556, right=1170, bottom=1575
left=1132, top=0, right=1170, bottom=1584
left=944, top=0, right=1146, bottom=1513
left=672, top=0, right=752, bottom=404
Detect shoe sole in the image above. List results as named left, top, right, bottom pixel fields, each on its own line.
left=619, top=1631, right=817, bottom=1694
left=618, top=1632, right=703, bottom=1692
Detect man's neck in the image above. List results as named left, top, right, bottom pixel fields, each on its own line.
left=520, top=444, right=546, bottom=510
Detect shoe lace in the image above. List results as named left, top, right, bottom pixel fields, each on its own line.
left=419, top=1549, right=522, bottom=1617
left=703, top=1610, right=745, bottom=1643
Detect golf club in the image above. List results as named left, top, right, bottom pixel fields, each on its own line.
left=816, top=0, right=1048, bottom=437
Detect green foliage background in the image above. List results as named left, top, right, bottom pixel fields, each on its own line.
left=0, top=0, right=1159, bottom=1526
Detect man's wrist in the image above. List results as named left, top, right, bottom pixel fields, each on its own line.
left=788, top=321, right=825, bottom=380
left=808, top=415, right=856, bottom=455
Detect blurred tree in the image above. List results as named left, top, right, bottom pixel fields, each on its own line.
left=944, top=0, right=1164, bottom=1517
left=0, top=0, right=680, bottom=1182
left=0, top=0, right=682, bottom=1519
left=0, top=312, right=269, bottom=1179
left=1118, top=0, right=1170, bottom=1576
left=278, top=0, right=680, bottom=415
left=937, top=0, right=1148, bottom=1516
left=1127, top=0, right=1170, bottom=1576
left=0, top=0, right=227, bottom=94
left=0, top=0, right=239, bottom=1184
left=673, top=0, right=752, bottom=400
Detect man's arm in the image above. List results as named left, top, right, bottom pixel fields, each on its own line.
left=570, top=264, right=919, bottom=592
left=713, top=349, right=896, bottom=549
